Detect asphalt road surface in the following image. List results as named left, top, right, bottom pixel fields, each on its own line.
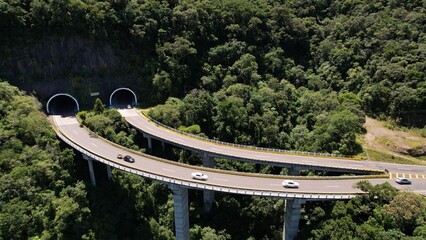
left=119, top=109, right=426, bottom=177
left=53, top=115, right=426, bottom=196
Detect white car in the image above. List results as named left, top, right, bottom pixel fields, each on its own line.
left=191, top=172, right=208, bottom=181
left=395, top=177, right=411, bottom=185
left=282, top=180, right=299, bottom=188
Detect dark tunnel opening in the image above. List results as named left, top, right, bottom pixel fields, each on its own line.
left=48, top=95, right=79, bottom=115
left=110, top=89, right=136, bottom=108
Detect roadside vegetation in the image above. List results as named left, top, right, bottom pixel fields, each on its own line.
left=301, top=182, right=426, bottom=239
left=77, top=98, right=141, bottom=151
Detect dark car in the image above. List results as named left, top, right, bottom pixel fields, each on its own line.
left=123, top=155, right=135, bottom=163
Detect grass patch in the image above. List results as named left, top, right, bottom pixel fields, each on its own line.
left=383, top=120, right=426, bottom=138
left=375, top=137, right=396, bottom=148
left=365, top=148, right=426, bottom=166
left=408, top=127, right=426, bottom=138
left=140, top=108, right=151, bottom=115
left=404, top=139, right=424, bottom=148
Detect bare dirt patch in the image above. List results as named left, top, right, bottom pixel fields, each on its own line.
left=363, top=117, right=426, bottom=162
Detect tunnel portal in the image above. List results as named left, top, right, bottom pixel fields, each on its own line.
left=109, top=88, right=137, bottom=108
left=46, top=94, right=80, bottom=115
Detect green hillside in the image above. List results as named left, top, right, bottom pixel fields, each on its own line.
left=1, top=0, right=425, bottom=239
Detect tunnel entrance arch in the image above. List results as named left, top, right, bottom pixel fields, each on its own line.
left=109, top=88, right=138, bottom=108
left=46, top=93, right=80, bottom=114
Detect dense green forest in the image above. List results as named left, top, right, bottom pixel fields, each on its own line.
left=0, top=82, right=92, bottom=239
left=1, top=0, right=425, bottom=155
left=2, top=82, right=425, bottom=239
left=4, top=0, right=424, bottom=155
left=2, top=0, right=425, bottom=119
left=1, top=0, right=426, bottom=239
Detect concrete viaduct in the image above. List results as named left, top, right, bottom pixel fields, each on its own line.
left=47, top=89, right=426, bottom=240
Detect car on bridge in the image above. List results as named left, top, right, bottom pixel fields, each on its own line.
left=395, top=177, right=411, bottom=184
left=191, top=172, right=208, bottom=181
left=282, top=180, right=299, bottom=188
left=123, top=155, right=135, bottom=163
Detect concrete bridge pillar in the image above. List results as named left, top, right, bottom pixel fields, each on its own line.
left=202, top=153, right=214, bottom=213
left=288, top=166, right=302, bottom=176
left=106, top=165, right=112, bottom=180
left=161, top=141, right=166, bottom=151
left=169, top=184, right=189, bottom=240
left=147, top=136, right=153, bottom=150
left=82, top=154, right=96, bottom=186
left=202, top=153, right=214, bottom=168
left=143, top=133, right=153, bottom=152
left=283, top=199, right=306, bottom=240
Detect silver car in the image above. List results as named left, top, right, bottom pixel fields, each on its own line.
left=395, top=177, right=411, bottom=184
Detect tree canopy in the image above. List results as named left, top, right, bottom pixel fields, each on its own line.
left=1, top=0, right=424, bottom=126
left=1, top=0, right=425, bottom=239
left=0, top=81, right=92, bottom=239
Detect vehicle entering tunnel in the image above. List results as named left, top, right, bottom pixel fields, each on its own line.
left=109, top=88, right=137, bottom=108
left=46, top=94, right=79, bottom=115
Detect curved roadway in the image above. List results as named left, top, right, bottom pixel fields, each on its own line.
left=119, top=109, right=426, bottom=177
left=53, top=115, right=426, bottom=197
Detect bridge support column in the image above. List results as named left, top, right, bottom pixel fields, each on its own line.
left=202, top=153, right=214, bottom=213
left=283, top=199, right=306, bottom=240
left=169, top=184, right=189, bottom=240
left=106, top=165, right=112, bottom=180
left=147, top=137, right=152, bottom=150
left=161, top=141, right=166, bottom=151
left=82, top=154, right=96, bottom=186
left=143, top=133, right=153, bottom=152
left=288, top=166, right=301, bottom=176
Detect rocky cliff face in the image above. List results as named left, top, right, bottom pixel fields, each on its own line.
left=0, top=36, right=147, bottom=108
left=1, top=36, right=122, bottom=78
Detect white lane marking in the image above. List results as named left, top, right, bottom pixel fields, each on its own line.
left=269, top=184, right=282, bottom=186
left=397, top=168, right=410, bottom=171
left=213, top=178, right=229, bottom=182
left=162, top=168, right=175, bottom=173
left=91, top=143, right=98, bottom=147
left=325, top=185, right=339, bottom=188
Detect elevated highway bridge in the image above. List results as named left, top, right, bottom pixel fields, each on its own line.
left=118, top=108, right=426, bottom=178
left=47, top=90, right=426, bottom=240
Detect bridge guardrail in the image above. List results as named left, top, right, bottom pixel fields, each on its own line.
left=136, top=111, right=389, bottom=175
left=50, top=115, right=373, bottom=198
left=74, top=116, right=388, bottom=179
left=140, top=111, right=354, bottom=159
left=53, top=123, right=359, bottom=199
